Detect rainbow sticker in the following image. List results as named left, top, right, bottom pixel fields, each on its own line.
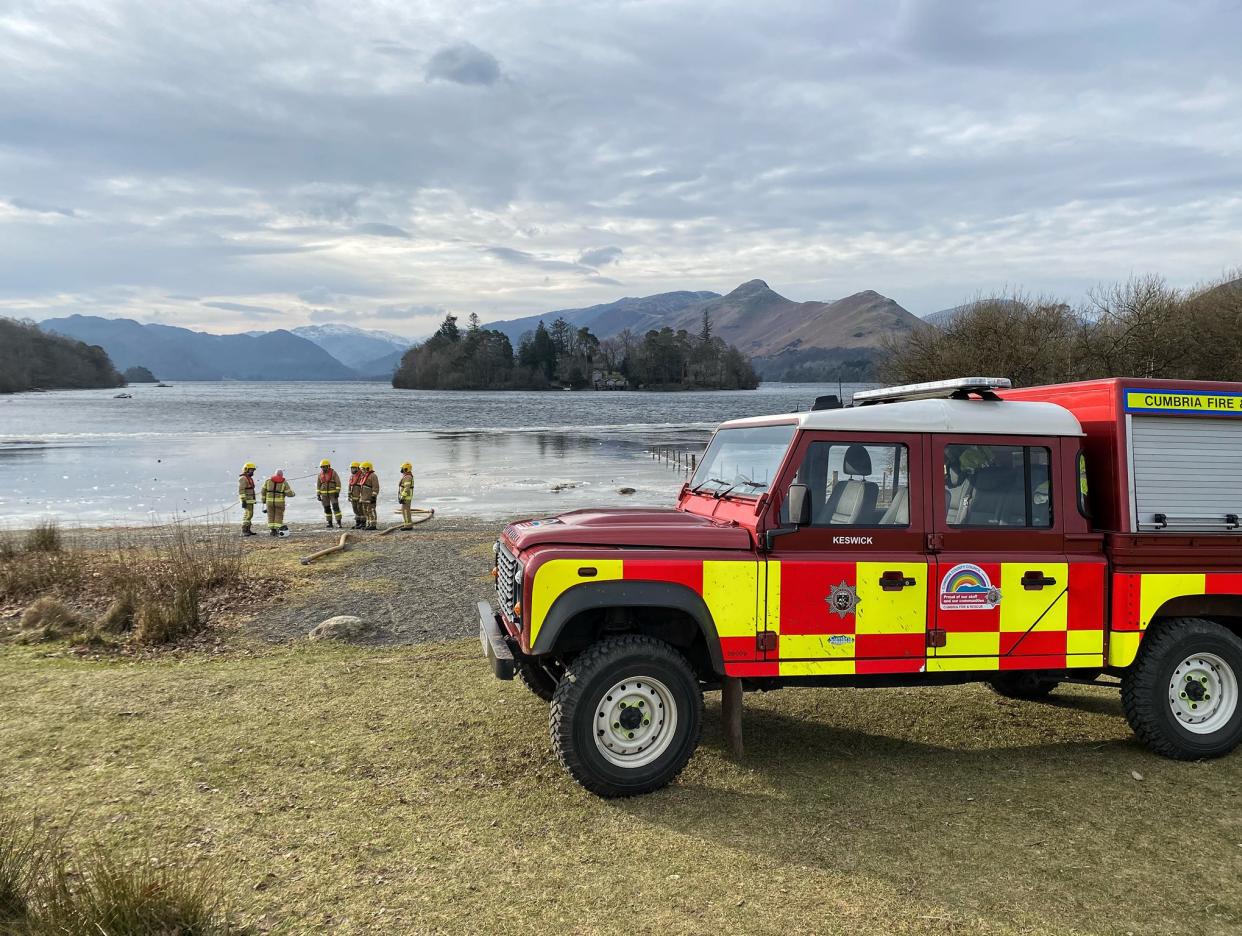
left=940, top=562, right=1001, bottom=611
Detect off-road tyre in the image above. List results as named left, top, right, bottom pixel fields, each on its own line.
left=989, top=672, right=1060, bottom=700
left=516, top=658, right=561, bottom=703
left=1121, top=617, right=1242, bottom=760
left=550, top=635, right=703, bottom=798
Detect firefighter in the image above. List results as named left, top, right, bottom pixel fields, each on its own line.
left=316, top=458, right=343, bottom=528
left=238, top=462, right=258, bottom=537
left=262, top=468, right=295, bottom=536
left=358, top=461, right=379, bottom=530
left=347, top=461, right=364, bottom=529
left=397, top=461, right=414, bottom=530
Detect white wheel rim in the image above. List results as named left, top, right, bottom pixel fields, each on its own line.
left=593, top=676, right=678, bottom=769
left=1168, top=652, right=1238, bottom=735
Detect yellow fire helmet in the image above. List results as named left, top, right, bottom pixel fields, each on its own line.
left=320, top=459, right=331, bottom=467
left=350, top=460, right=360, bottom=468
left=360, top=461, right=373, bottom=469
left=401, top=462, right=412, bottom=471
left=243, top=462, right=256, bottom=471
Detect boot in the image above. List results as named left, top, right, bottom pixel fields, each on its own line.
left=280, top=525, right=289, bottom=532
left=326, top=518, right=334, bottom=529
left=401, top=526, right=413, bottom=531
left=270, top=529, right=279, bottom=537
left=242, top=527, right=255, bottom=537
left=336, top=516, right=343, bottom=528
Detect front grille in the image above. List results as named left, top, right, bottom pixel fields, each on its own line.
left=496, top=542, right=518, bottom=622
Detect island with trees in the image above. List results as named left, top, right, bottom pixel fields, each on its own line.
left=0, top=318, right=125, bottom=394
left=393, top=311, right=758, bottom=391
left=122, top=365, right=158, bottom=383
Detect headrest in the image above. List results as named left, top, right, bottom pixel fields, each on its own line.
left=970, top=465, right=1018, bottom=492
left=842, top=444, right=872, bottom=477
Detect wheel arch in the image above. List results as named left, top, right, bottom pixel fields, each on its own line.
left=1112, top=593, right=1242, bottom=669
left=530, top=580, right=725, bottom=677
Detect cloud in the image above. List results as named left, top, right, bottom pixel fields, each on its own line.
left=578, top=245, right=623, bottom=268
left=373, top=303, right=446, bottom=321
left=1, top=1, right=1241, bottom=328
left=308, top=307, right=358, bottom=322
left=353, top=222, right=411, bottom=238
left=7, top=197, right=76, bottom=217
left=425, top=42, right=501, bottom=86
left=297, top=286, right=338, bottom=305
left=202, top=301, right=283, bottom=317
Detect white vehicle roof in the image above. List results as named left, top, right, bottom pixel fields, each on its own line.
left=718, top=398, right=1083, bottom=436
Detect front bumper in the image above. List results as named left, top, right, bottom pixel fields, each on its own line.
left=478, top=600, right=515, bottom=680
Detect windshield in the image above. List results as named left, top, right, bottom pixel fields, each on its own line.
left=689, top=424, right=797, bottom=497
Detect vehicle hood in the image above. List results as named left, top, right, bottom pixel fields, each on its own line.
left=502, top=507, right=754, bottom=551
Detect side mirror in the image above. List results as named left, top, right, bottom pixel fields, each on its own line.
left=787, top=483, right=811, bottom=527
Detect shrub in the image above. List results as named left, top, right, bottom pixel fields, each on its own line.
left=0, top=549, right=82, bottom=604
left=97, top=594, right=136, bottom=634
left=31, top=849, right=245, bottom=936
left=0, top=819, right=40, bottom=922
left=133, top=586, right=201, bottom=647
left=18, top=597, right=83, bottom=643
left=0, top=822, right=249, bottom=935
left=23, top=520, right=62, bottom=554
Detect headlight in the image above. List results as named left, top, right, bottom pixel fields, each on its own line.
left=513, top=562, right=524, bottom=587
left=493, top=540, right=501, bottom=558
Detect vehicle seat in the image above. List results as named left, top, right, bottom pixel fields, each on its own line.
left=962, top=466, right=1025, bottom=526
left=879, top=487, right=909, bottom=525
left=818, top=444, right=878, bottom=525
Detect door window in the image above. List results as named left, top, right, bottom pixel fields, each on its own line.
left=782, top=441, right=909, bottom=527
left=944, top=444, right=1052, bottom=529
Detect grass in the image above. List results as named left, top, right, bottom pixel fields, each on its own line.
left=2, top=523, right=256, bottom=647
left=2, top=640, right=1239, bottom=935
left=0, top=820, right=243, bottom=935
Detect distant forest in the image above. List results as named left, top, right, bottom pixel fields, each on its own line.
left=393, top=311, right=759, bottom=391
left=0, top=319, right=125, bottom=394
left=881, top=272, right=1242, bottom=387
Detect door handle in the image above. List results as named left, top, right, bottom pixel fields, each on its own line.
left=1021, top=571, right=1057, bottom=590
left=880, top=571, right=918, bottom=591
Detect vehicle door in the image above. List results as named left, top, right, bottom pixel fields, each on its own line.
left=928, top=435, right=1074, bottom=671
left=764, top=432, right=929, bottom=675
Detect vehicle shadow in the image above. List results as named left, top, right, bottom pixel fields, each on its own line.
left=604, top=684, right=1239, bottom=934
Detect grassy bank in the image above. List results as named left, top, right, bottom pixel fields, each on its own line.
left=2, top=640, right=1239, bottom=935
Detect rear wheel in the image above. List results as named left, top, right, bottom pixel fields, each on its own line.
left=515, top=658, right=561, bottom=703
left=550, top=635, right=702, bottom=798
left=1121, top=617, right=1242, bottom=759
left=989, top=672, right=1059, bottom=700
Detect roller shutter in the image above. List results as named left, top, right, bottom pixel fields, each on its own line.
left=1130, top=416, right=1242, bottom=531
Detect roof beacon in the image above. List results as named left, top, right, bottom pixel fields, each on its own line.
left=853, top=376, right=1012, bottom=406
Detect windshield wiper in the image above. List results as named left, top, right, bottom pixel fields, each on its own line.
left=690, top=477, right=730, bottom=495
left=737, top=480, right=769, bottom=492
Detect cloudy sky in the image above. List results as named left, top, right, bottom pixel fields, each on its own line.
left=1, top=0, right=1239, bottom=337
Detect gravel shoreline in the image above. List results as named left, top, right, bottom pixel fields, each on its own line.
left=6, top=516, right=514, bottom=648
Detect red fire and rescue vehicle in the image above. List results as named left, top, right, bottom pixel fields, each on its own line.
left=480, top=377, right=1242, bottom=797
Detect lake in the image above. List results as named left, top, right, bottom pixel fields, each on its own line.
left=0, top=381, right=868, bottom=527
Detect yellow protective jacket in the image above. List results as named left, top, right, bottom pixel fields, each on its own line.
left=317, top=468, right=341, bottom=497
left=238, top=473, right=256, bottom=505
left=398, top=472, right=414, bottom=504
left=262, top=477, right=295, bottom=506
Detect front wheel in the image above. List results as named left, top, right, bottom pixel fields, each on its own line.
left=550, top=635, right=703, bottom=798
left=1121, top=617, right=1242, bottom=759
left=516, top=658, right=562, bottom=703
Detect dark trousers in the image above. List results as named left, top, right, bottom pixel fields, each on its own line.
left=320, top=493, right=341, bottom=518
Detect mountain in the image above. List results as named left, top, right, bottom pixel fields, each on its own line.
left=0, top=317, right=125, bottom=393
left=488, top=280, right=917, bottom=380
left=289, top=323, right=412, bottom=371
left=487, top=291, right=721, bottom=344
left=41, top=316, right=358, bottom=381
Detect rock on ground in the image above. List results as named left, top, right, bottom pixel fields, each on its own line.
left=308, top=615, right=375, bottom=641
